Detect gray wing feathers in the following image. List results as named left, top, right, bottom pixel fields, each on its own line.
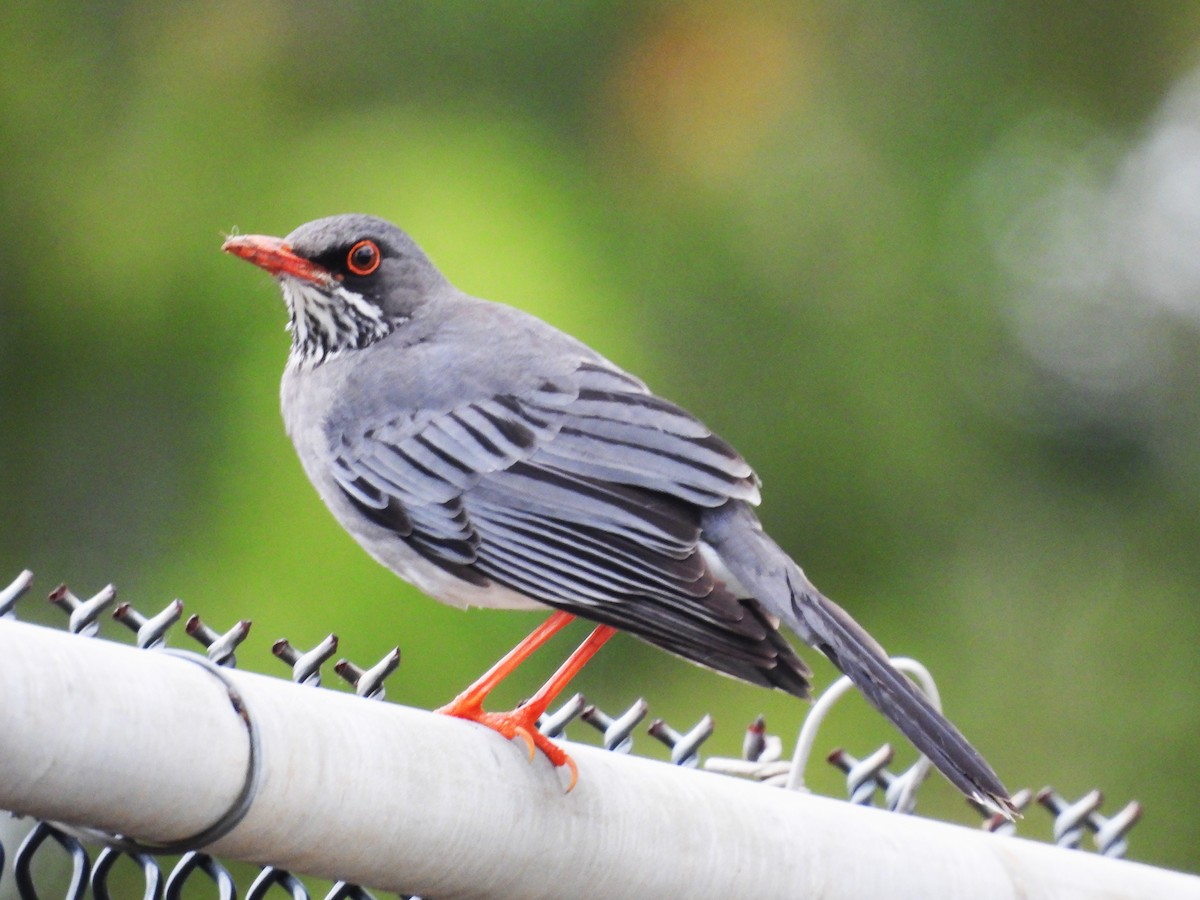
left=329, top=358, right=810, bottom=695
left=330, top=360, right=760, bottom=557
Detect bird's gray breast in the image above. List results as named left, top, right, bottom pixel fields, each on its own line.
left=278, top=298, right=593, bottom=609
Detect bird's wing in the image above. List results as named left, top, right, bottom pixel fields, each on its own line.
left=331, top=360, right=809, bottom=694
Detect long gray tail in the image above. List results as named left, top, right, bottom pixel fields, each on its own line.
left=703, top=502, right=1014, bottom=816
left=793, top=582, right=1013, bottom=815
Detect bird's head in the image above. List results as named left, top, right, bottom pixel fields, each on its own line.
left=223, top=214, right=446, bottom=366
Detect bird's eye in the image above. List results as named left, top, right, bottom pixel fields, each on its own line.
left=346, top=239, right=381, bottom=276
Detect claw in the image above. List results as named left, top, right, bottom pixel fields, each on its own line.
left=513, top=725, right=537, bottom=761
left=561, top=756, right=579, bottom=793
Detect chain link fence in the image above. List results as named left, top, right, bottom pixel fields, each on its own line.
left=0, top=569, right=1187, bottom=899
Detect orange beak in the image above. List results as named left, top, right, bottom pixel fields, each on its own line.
left=222, top=234, right=336, bottom=287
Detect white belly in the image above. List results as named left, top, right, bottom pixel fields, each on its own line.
left=354, top=528, right=545, bottom=611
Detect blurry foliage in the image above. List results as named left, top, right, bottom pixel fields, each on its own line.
left=1, top=0, right=1198, bottom=875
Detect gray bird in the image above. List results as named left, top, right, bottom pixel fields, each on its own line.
left=223, top=213, right=1013, bottom=814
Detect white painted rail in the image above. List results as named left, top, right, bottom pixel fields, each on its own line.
left=0, top=618, right=1196, bottom=899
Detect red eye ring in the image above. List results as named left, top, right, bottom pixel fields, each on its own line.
left=346, top=239, right=381, bottom=276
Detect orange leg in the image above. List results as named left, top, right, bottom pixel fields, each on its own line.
left=438, top=610, right=577, bottom=713
left=437, top=611, right=618, bottom=790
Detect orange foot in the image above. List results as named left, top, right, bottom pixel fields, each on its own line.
left=434, top=611, right=617, bottom=792
left=437, top=696, right=579, bottom=791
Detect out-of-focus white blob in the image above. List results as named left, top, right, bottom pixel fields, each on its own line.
left=969, top=68, right=1200, bottom=419
left=1116, top=68, right=1200, bottom=322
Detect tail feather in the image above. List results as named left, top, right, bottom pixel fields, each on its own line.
left=794, top=583, right=1014, bottom=816
left=701, top=501, right=1014, bottom=817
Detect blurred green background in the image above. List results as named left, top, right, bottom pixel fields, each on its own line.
left=2, top=0, right=1199, bottom=880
